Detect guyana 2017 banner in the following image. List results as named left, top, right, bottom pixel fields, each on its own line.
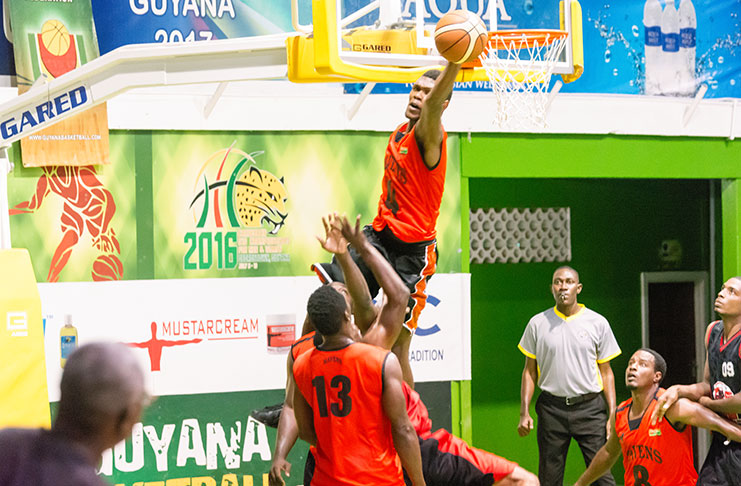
left=7, top=0, right=109, bottom=166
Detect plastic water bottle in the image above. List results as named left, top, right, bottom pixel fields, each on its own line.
left=643, top=0, right=663, bottom=95
left=678, top=0, right=697, bottom=96
left=660, top=0, right=680, bottom=95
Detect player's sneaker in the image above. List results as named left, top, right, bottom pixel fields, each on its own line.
left=250, top=403, right=283, bottom=428
left=311, top=262, right=344, bottom=284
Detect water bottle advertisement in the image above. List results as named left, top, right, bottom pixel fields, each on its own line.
left=578, top=0, right=740, bottom=97
left=3, top=1, right=740, bottom=98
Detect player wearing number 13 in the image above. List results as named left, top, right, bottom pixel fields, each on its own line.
left=292, top=285, right=425, bottom=486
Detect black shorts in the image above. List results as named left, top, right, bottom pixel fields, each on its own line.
left=313, top=225, right=437, bottom=332
left=403, top=434, right=508, bottom=486
left=697, top=434, right=741, bottom=486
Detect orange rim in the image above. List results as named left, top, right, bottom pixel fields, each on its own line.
left=461, top=29, right=568, bottom=68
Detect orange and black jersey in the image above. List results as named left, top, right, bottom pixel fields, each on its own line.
left=293, top=342, right=403, bottom=486
left=373, top=123, right=447, bottom=243
left=615, top=389, right=697, bottom=486
left=291, top=331, right=321, bottom=362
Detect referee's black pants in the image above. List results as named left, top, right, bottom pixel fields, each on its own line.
left=535, top=391, right=616, bottom=486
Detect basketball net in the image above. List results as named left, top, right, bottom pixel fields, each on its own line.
left=478, top=30, right=569, bottom=129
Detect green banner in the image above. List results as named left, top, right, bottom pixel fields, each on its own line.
left=50, top=389, right=307, bottom=486
left=151, top=131, right=461, bottom=279
left=8, top=0, right=100, bottom=88
left=7, top=133, right=137, bottom=282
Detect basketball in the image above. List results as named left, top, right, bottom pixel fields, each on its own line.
left=434, top=10, right=488, bottom=64
left=40, top=19, right=71, bottom=57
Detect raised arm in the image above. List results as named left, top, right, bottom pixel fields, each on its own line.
left=414, top=62, right=461, bottom=168
left=518, top=356, right=538, bottom=437
left=340, top=215, right=409, bottom=351
left=598, top=361, right=617, bottom=440
left=668, top=397, right=741, bottom=443
left=382, top=352, right=425, bottom=486
left=316, top=213, right=377, bottom=331
left=574, top=414, right=621, bottom=486
left=269, top=354, right=299, bottom=486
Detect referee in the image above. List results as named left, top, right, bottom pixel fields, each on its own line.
left=517, top=266, right=621, bottom=486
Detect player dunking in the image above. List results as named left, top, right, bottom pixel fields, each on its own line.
left=313, top=62, right=461, bottom=387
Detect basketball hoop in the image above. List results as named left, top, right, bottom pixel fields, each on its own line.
left=472, top=29, right=569, bottom=129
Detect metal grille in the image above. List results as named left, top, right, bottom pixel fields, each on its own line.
left=469, top=208, right=571, bottom=263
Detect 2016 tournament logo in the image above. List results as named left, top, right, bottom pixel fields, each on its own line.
left=185, top=146, right=289, bottom=271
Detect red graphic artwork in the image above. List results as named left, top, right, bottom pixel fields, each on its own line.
left=128, top=322, right=202, bottom=372
left=9, top=166, right=122, bottom=282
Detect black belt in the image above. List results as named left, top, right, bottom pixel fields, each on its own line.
left=542, top=390, right=600, bottom=406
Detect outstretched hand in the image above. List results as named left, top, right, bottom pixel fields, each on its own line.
left=316, top=213, right=347, bottom=255
left=338, top=214, right=368, bottom=251
left=651, top=385, right=680, bottom=425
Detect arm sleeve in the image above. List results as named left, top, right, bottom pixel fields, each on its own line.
left=518, top=319, right=537, bottom=359
left=597, top=318, right=621, bottom=363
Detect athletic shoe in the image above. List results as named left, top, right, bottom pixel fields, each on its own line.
left=250, top=403, right=283, bottom=428
left=310, top=262, right=344, bottom=284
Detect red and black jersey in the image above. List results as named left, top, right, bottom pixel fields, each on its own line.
left=293, top=342, right=403, bottom=486
left=373, top=123, right=447, bottom=243
left=615, top=389, right=697, bottom=486
left=707, top=320, right=741, bottom=425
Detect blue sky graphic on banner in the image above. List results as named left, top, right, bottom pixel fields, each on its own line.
left=36, top=1, right=741, bottom=98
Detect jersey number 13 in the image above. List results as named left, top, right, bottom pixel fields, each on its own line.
left=312, top=375, right=353, bottom=417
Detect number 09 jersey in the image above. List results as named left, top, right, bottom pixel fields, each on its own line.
left=707, top=320, right=741, bottom=425
left=293, top=342, right=404, bottom=486
left=615, top=389, right=697, bottom=486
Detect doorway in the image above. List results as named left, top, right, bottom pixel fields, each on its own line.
left=640, top=271, right=709, bottom=468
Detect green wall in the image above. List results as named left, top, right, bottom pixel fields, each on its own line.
left=468, top=178, right=715, bottom=483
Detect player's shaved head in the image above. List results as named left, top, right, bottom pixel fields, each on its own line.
left=56, top=342, right=147, bottom=436
left=307, top=285, right=347, bottom=336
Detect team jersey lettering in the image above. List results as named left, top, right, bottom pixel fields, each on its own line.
left=624, top=444, right=663, bottom=464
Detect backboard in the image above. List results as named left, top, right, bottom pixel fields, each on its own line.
left=287, top=0, right=583, bottom=83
